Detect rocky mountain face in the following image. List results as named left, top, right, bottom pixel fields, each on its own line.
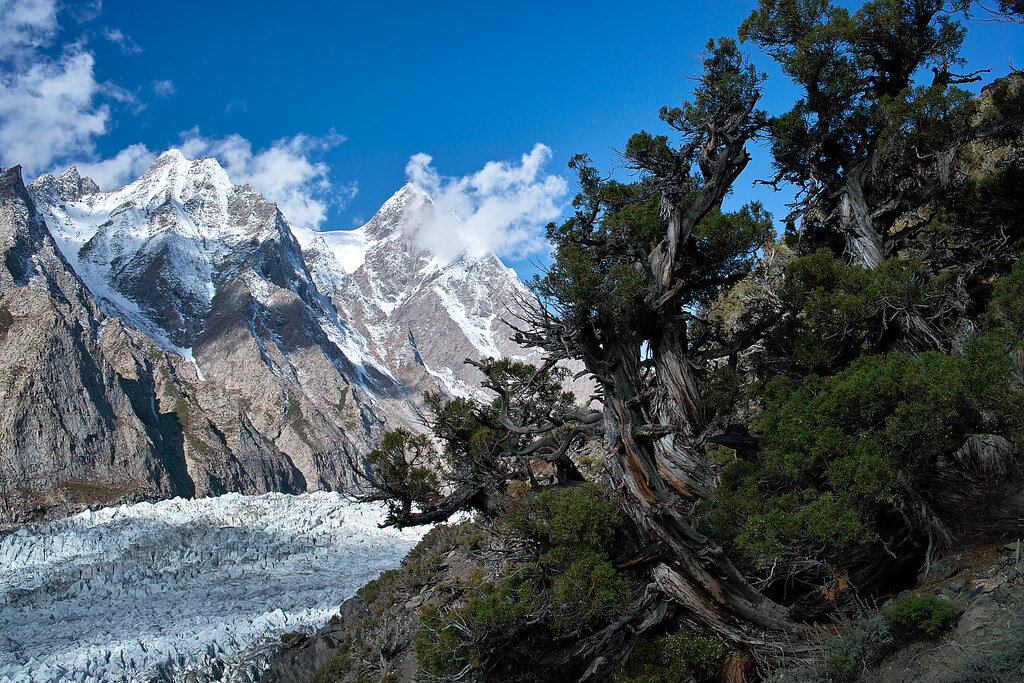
left=294, top=184, right=550, bottom=402
left=0, top=151, right=562, bottom=524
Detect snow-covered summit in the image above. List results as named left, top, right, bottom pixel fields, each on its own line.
left=26, top=149, right=314, bottom=349
left=295, top=182, right=548, bottom=401
left=291, top=183, right=432, bottom=276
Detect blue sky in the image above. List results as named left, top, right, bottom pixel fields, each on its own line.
left=1, top=0, right=1021, bottom=278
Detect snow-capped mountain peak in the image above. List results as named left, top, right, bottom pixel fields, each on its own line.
left=1, top=151, right=585, bottom=526
left=294, top=183, right=549, bottom=401
left=364, top=182, right=431, bottom=239
left=25, top=151, right=316, bottom=350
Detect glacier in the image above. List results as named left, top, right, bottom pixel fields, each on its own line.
left=0, top=492, right=428, bottom=682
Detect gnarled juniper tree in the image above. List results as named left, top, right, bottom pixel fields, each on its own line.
left=361, top=39, right=810, bottom=672
left=517, top=37, right=813, bottom=664
left=357, top=10, right=1023, bottom=678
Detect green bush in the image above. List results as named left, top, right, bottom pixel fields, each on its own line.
left=888, top=593, right=955, bottom=636
left=414, top=582, right=538, bottom=679
left=760, top=250, right=941, bottom=377
left=712, top=330, right=1024, bottom=560
left=545, top=546, right=631, bottom=635
left=279, top=631, right=304, bottom=646
left=414, top=484, right=634, bottom=679
left=987, top=255, right=1024, bottom=337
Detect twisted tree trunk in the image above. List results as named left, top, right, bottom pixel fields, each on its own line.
left=585, top=334, right=810, bottom=672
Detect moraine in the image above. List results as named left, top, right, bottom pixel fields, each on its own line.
left=0, top=492, right=427, bottom=682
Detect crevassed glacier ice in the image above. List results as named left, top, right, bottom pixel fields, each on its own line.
left=0, top=492, right=427, bottom=682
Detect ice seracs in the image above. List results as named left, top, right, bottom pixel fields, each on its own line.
left=0, top=492, right=428, bottom=683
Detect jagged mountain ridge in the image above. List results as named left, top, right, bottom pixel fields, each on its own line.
left=0, top=151, right=559, bottom=523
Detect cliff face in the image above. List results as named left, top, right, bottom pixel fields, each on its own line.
left=1, top=164, right=181, bottom=521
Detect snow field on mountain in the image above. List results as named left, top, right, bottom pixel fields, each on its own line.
left=0, top=492, right=427, bottom=682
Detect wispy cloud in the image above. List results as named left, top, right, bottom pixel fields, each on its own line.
left=0, top=0, right=58, bottom=60
left=152, top=79, right=174, bottom=97
left=102, top=27, right=141, bottom=54
left=404, top=144, right=567, bottom=262
left=179, top=128, right=355, bottom=229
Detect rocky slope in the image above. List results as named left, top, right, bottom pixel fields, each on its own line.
left=0, top=151, right=568, bottom=523
left=262, top=531, right=1024, bottom=683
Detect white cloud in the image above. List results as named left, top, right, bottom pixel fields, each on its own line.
left=0, top=0, right=115, bottom=175
left=152, top=79, right=174, bottom=97
left=178, top=128, right=354, bottom=229
left=404, top=144, right=568, bottom=262
left=0, top=47, right=110, bottom=174
left=103, top=27, right=141, bottom=54
left=0, top=0, right=58, bottom=60
left=76, top=142, right=156, bottom=189
left=0, top=0, right=356, bottom=222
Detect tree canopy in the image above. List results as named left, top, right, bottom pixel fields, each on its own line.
left=354, top=3, right=1024, bottom=680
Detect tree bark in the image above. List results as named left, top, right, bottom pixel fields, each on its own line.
left=593, top=335, right=809, bottom=666
left=841, top=174, right=886, bottom=269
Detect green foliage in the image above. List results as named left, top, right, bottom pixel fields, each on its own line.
left=420, top=392, right=512, bottom=476
left=544, top=545, right=632, bottom=635
left=714, top=331, right=1024, bottom=558
left=415, top=581, right=539, bottom=679
left=355, top=568, right=400, bottom=608
left=614, top=628, right=725, bottom=682
left=334, top=387, right=349, bottom=414
left=761, top=249, right=943, bottom=376
left=172, top=399, right=189, bottom=429
left=888, top=592, right=955, bottom=636
left=500, top=482, right=620, bottom=548
left=740, top=0, right=972, bottom=256
left=56, top=480, right=132, bottom=504
left=279, top=631, right=304, bottom=646
left=987, top=255, right=1024, bottom=337
left=285, top=396, right=301, bottom=422
left=535, top=38, right=770, bottom=361
left=414, top=484, right=633, bottom=679
left=703, top=364, right=743, bottom=418
left=539, top=190, right=771, bottom=333
left=365, top=428, right=440, bottom=521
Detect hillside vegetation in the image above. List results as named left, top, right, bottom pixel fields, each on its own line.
left=291, top=0, right=1024, bottom=680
